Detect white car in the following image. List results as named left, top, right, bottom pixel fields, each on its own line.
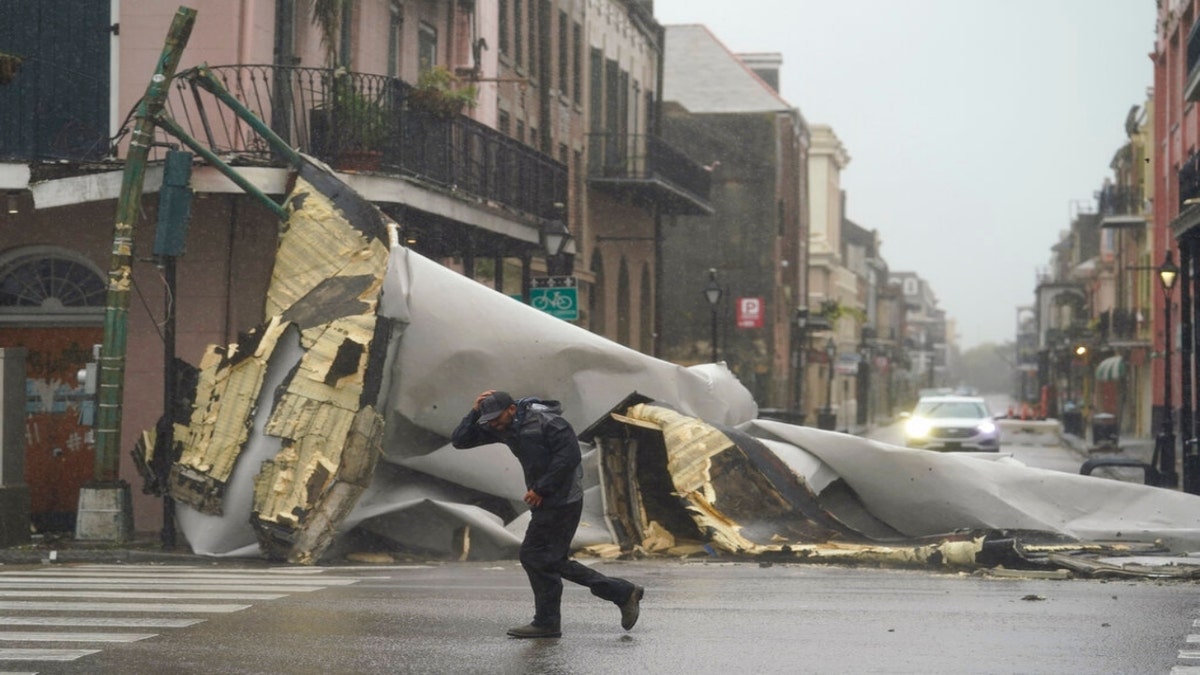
left=901, top=395, right=1000, bottom=452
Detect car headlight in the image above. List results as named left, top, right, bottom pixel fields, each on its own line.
left=905, top=417, right=932, bottom=439
left=977, top=420, right=997, bottom=435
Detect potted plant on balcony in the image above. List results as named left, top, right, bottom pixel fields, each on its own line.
left=406, top=65, right=478, bottom=118
left=327, top=83, right=391, bottom=170
left=309, top=73, right=391, bottom=171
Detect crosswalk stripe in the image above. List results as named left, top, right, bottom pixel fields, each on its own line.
left=0, top=632, right=156, bottom=643
left=0, top=617, right=204, bottom=628
left=0, top=601, right=249, bottom=613
left=0, top=581, right=323, bottom=592
left=0, top=648, right=100, bottom=661
left=0, top=590, right=284, bottom=601
left=1, top=571, right=362, bottom=585
left=0, top=564, right=364, bottom=665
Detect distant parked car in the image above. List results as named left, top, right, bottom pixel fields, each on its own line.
left=900, top=395, right=1000, bottom=452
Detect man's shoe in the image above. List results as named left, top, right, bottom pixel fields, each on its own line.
left=620, top=585, right=644, bottom=630
left=506, top=623, right=561, bottom=639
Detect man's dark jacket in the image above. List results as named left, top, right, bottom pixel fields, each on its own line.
left=451, top=397, right=584, bottom=508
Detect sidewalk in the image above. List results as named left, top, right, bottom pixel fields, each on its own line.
left=0, top=531, right=218, bottom=566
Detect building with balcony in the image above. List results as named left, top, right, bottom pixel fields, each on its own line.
left=0, top=0, right=708, bottom=534
left=891, top=272, right=946, bottom=404
left=657, top=25, right=810, bottom=414
left=806, top=126, right=858, bottom=427
left=1091, top=98, right=1154, bottom=440
left=1155, top=0, right=1200, bottom=490
left=842, top=219, right=897, bottom=425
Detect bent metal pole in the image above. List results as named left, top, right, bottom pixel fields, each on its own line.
left=93, top=7, right=197, bottom=484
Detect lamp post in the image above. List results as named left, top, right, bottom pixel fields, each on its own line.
left=818, top=337, right=837, bottom=430
left=1158, top=249, right=1180, bottom=488
left=794, top=307, right=809, bottom=423
left=857, top=335, right=872, bottom=427
left=926, top=331, right=936, bottom=386
left=704, top=269, right=722, bottom=363
left=540, top=210, right=572, bottom=277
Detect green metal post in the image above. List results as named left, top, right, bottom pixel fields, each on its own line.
left=153, top=114, right=289, bottom=221
left=94, top=7, right=197, bottom=484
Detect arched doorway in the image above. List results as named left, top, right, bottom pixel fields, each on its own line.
left=0, top=246, right=106, bottom=532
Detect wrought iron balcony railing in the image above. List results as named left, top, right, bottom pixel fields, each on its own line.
left=164, top=65, right=565, bottom=221
left=1097, top=184, right=1144, bottom=218
left=1180, top=151, right=1200, bottom=210
left=1187, top=19, right=1200, bottom=102
left=586, top=132, right=712, bottom=215
left=1099, top=308, right=1142, bottom=343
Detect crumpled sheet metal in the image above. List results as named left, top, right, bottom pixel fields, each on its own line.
left=743, top=419, right=1200, bottom=554
left=167, top=162, right=757, bottom=562
left=374, top=246, right=757, bottom=451
left=581, top=402, right=1200, bottom=575
left=170, top=174, right=390, bottom=562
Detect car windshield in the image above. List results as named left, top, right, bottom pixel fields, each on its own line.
left=913, top=401, right=987, bottom=419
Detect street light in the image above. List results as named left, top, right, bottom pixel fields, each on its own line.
left=818, top=337, right=837, bottom=430
left=540, top=211, right=572, bottom=276
left=703, top=269, right=722, bottom=362
left=794, top=307, right=809, bottom=421
left=1158, top=249, right=1180, bottom=488
left=858, top=333, right=873, bottom=427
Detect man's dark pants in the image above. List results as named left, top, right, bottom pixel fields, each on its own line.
left=520, top=500, right=635, bottom=628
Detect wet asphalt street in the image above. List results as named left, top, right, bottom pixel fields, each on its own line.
left=7, top=430, right=1197, bottom=674
left=11, top=558, right=1198, bottom=675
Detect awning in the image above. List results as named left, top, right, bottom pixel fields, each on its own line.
left=1096, top=355, right=1126, bottom=381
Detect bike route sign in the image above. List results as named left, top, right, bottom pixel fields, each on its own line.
left=530, top=275, right=578, bottom=320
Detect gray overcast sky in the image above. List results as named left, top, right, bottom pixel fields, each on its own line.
left=652, top=0, right=1154, bottom=349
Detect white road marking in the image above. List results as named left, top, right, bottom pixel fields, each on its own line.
left=0, top=616, right=203, bottom=628
left=0, top=564, right=364, bottom=664
left=0, top=601, right=249, bottom=613
left=3, top=571, right=363, bottom=585
left=0, top=581, right=322, bottom=592
left=0, top=589, right=284, bottom=600
left=0, top=648, right=100, bottom=661
left=0, top=631, right=156, bottom=642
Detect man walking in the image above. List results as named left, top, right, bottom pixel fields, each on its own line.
left=451, top=390, right=644, bottom=638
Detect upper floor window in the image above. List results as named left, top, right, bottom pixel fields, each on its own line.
left=419, top=22, right=438, bottom=72
left=387, top=2, right=404, bottom=78
left=558, top=11, right=569, bottom=95
left=572, top=23, right=582, bottom=104
left=499, top=0, right=510, bottom=56
left=339, top=2, right=353, bottom=68
left=514, top=0, right=524, bottom=67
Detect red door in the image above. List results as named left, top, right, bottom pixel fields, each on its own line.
left=0, top=327, right=102, bottom=532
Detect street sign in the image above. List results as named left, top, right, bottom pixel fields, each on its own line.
left=531, top=276, right=578, bottom=320
left=737, top=297, right=764, bottom=328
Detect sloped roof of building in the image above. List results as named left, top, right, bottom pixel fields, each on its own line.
left=663, top=24, right=793, bottom=114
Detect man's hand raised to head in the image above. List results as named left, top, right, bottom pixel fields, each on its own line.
left=473, top=389, right=496, bottom=411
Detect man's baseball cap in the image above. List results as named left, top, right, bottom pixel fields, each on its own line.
left=477, top=391, right=515, bottom=424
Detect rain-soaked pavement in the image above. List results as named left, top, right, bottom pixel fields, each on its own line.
left=11, top=556, right=1199, bottom=675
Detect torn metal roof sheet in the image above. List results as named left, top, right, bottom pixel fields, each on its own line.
left=146, top=157, right=1200, bottom=579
